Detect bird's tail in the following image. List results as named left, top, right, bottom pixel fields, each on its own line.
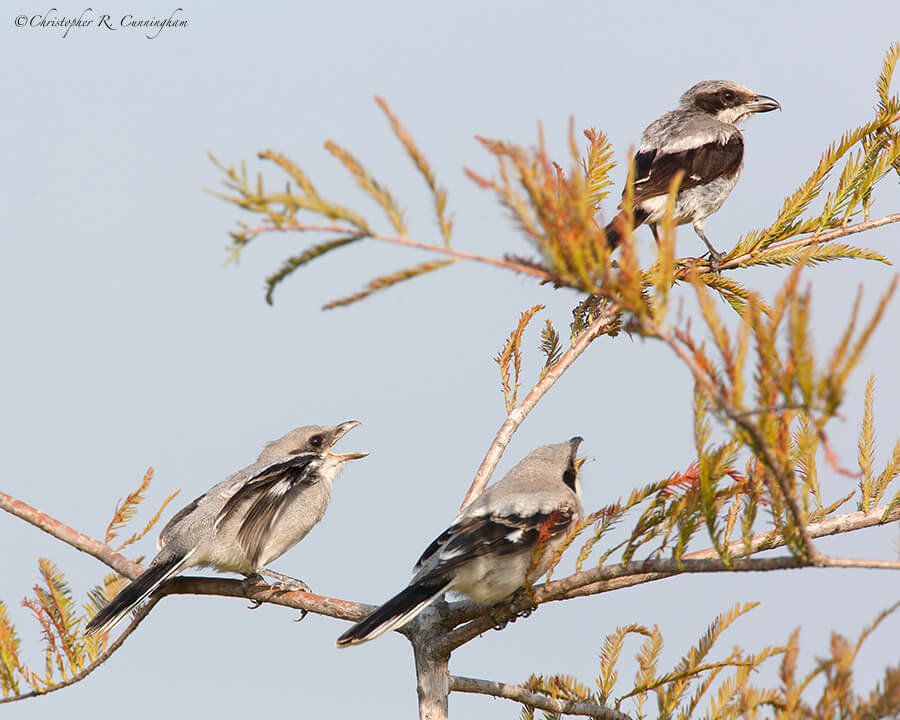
left=85, top=553, right=190, bottom=636
left=336, top=579, right=450, bottom=648
left=603, top=209, right=649, bottom=249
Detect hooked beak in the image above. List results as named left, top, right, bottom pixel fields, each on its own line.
left=331, top=420, right=362, bottom=444
left=568, top=436, right=584, bottom=457
left=327, top=420, right=368, bottom=462
left=749, top=93, right=780, bottom=113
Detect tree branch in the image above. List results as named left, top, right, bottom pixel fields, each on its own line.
left=459, top=304, right=619, bottom=509
left=0, top=491, right=143, bottom=579
left=0, top=597, right=159, bottom=705
left=237, top=222, right=558, bottom=282
left=158, top=576, right=374, bottom=623
left=437, top=505, right=900, bottom=652
left=0, top=490, right=375, bottom=624
left=552, top=504, right=900, bottom=596
left=719, top=212, right=900, bottom=271
left=449, top=675, right=632, bottom=720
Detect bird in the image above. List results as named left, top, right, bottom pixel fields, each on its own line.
left=85, top=421, right=367, bottom=635
left=604, top=80, right=780, bottom=270
left=336, top=437, right=584, bottom=647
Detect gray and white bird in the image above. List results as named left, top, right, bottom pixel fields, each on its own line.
left=336, top=438, right=584, bottom=647
left=86, top=421, right=367, bottom=636
left=604, top=80, right=780, bottom=269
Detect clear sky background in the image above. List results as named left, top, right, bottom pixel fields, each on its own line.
left=3, top=2, right=900, bottom=718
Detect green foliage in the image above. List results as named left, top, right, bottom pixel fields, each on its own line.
left=520, top=603, right=900, bottom=720
left=322, top=258, right=458, bottom=310
left=495, top=305, right=544, bottom=412
left=0, top=471, right=174, bottom=700
left=105, top=467, right=180, bottom=551
left=265, top=235, right=364, bottom=305
left=210, top=98, right=460, bottom=309
left=144, top=41, right=900, bottom=718
left=538, top=319, right=563, bottom=378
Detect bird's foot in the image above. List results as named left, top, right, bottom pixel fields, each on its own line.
left=259, top=568, right=311, bottom=622
left=242, top=573, right=266, bottom=609
left=259, top=568, right=312, bottom=594
left=489, top=606, right=511, bottom=631
left=706, top=249, right=724, bottom=273
left=489, top=589, right=536, bottom=630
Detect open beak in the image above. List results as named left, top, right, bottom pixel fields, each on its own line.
left=326, top=420, right=368, bottom=462
left=327, top=450, right=370, bottom=462
left=750, top=93, right=781, bottom=113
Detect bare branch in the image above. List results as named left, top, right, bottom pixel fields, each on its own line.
left=158, top=576, right=375, bottom=624
left=450, top=675, right=632, bottom=720
left=0, top=490, right=143, bottom=579
left=0, top=490, right=375, bottom=625
left=460, top=304, right=619, bottom=508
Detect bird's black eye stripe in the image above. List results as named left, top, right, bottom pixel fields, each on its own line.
left=562, top=462, right=578, bottom=491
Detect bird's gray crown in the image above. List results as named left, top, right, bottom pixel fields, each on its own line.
left=258, top=420, right=362, bottom=463
left=678, top=80, right=780, bottom=124
left=680, top=80, right=754, bottom=110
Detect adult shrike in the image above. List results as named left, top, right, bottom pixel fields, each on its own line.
left=336, top=438, right=584, bottom=647
left=604, top=80, right=780, bottom=269
left=86, top=422, right=367, bottom=635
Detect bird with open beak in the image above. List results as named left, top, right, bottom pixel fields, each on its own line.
left=86, top=421, right=367, bottom=635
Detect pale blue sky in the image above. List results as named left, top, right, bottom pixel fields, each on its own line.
left=3, top=2, right=900, bottom=718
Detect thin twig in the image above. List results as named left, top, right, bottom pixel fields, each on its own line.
left=238, top=223, right=558, bottom=282
left=459, top=305, right=619, bottom=509
left=449, top=675, right=632, bottom=720
left=718, top=213, right=900, bottom=271
left=546, top=505, right=900, bottom=600
left=0, top=598, right=159, bottom=704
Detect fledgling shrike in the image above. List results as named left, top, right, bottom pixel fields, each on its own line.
left=604, top=80, right=780, bottom=269
left=86, top=421, right=367, bottom=635
left=336, top=438, right=584, bottom=647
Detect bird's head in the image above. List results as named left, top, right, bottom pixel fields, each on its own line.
left=258, top=420, right=367, bottom=463
left=680, top=80, right=780, bottom=125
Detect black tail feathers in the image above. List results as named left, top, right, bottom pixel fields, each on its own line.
left=85, top=555, right=185, bottom=635
left=604, top=209, right=650, bottom=250
left=336, top=580, right=449, bottom=648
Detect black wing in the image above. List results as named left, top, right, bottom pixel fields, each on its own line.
left=217, top=454, right=319, bottom=567
left=414, top=505, right=577, bottom=579
left=631, top=133, right=744, bottom=203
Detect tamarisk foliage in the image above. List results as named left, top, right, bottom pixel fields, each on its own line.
left=2, top=43, right=900, bottom=720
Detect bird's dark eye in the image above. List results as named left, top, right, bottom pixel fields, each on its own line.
left=723, top=90, right=736, bottom=102
left=309, top=434, right=324, bottom=449
left=562, top=465, right=578, bottom=491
